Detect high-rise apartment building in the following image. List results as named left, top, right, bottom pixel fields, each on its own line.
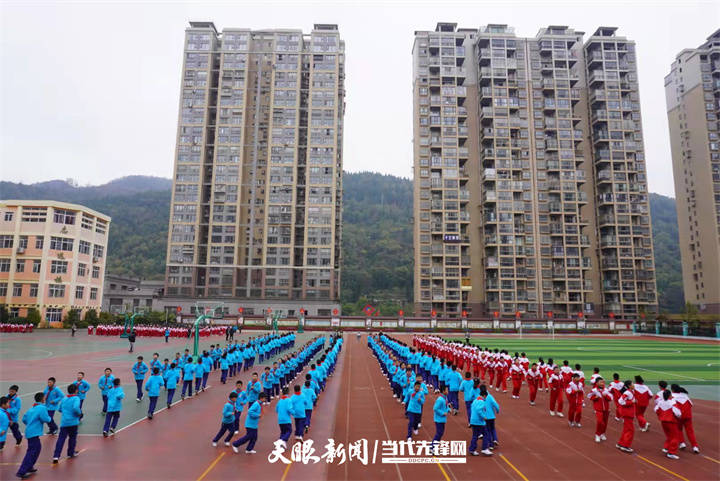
left=413, top=24, right=657, bottom=319
left=165, top=22, right=344, bottom=315
left=665, top=29, right=720, bottom=314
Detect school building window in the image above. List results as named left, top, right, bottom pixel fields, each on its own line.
left=29, top=284, right=38, bottom=297
left=35, top=236, right=44, bottom=249
left=0, top=259, right=10, bottom=272
left=48, top=284, right=65, bottom=298
left=3, top=211, right=13, bottom=221
left=0, top=235, right=13, bottom=248
left=93, top=245, right=104, bottom=258
left=79, top=240, right=90, bottom=255
left=50, top=260, right=68, bottom=274
left=12, top=283, right=22, bottom=297
left=45, top=308, right=63, bottom=323
left=32, top=260, right=41, bottom=273
left=75, top=286, right=84, bottom=299
left=21, top=207, right=47, bottom=223
left=77, top=263, right=87, bottom=277
left=18, top=236, right=28, bottom=249
left=49, top=236, right=73, bottom=252
left=0, top=283, right=6, bottom=296
left=53, top=209, right=76, bottom=225
left=15, top=260, right=24, bottom=273
left=9, top=307, right=19, bottom=318
left=92, top=266, right=100, bottom=279
left=90, top=288, right=98, bottom=300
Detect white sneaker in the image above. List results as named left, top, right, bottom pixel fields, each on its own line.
left=576, top=423, right=582, bottom=428
left=232, top=446, right=239, bottom=453
left=407, top=437, right=412, bottom=442
left=224, top=442, right=230, bottom=446
left=246, top=450, right=257, bottom=454
left=615, top=417, right=621, bottom=422
left=666, top=454, right=679, bottom=460
left=212, top=442, right=217, bottom=447
left=679, top=442, right=687, bottom=449
left=481, top=449, right=493, bottom=456
left=600, top=434, right=607, bottom=441
left=413, top=429, right=419, bottom=435
left=662, top=448, right=668, bottom=453
left=417, top=423, right=422, bottom=428
left=595, top=435, right=601, bottom=443
left=693, top=446, right=700, bottom=454
left=234, top=430, right=239, bottom=434
left=471, top=451, right=480, bottom=456
left=557, top=413, right=564, bottom=418
left=569, top=422, right=575, bottom=427
left=550, top=411, right=555, bottom=416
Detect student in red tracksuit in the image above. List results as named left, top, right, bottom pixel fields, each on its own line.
left=509, top=360, right=524, bottom=399
left=671, top=384, right=700, bottom=454
left=526, top=363, right=540, bottom=406
left=608, top=373, right=624, bottom=421
left=633, top=375, right=652, bottom=432
left=565, top=373, right=583, bottom=427
left=548, top=366, right=564, bottom=417
left=654, top=390, right=682, bottom=459
left=587, top=377, right=612, bottom=442
left=589, top=367, right=601, bottom=388
left=654, top=380, right=668, bottom=406
left=616, top=380, right=636, bottom=453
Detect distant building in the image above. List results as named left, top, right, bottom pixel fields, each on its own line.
left=163, top=22, right=345, bottom=315
left=665, top=29, right=720, bottom=313
left=102, top=274, right=165, bottom=314
left=0, top=200, right=111, bottom=322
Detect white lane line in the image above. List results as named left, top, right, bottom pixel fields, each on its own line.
left=577, top=347, right=682, bottom=353
left=622, top=365, right=706, bottom=381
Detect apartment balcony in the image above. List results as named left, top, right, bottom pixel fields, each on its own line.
left=485, top=257, right=499, bottom=268
left=603, top=280, right=620, bottom=291
left=482, top=168, right=497, bottom=181
left=458, top=190, right=470, bottom=200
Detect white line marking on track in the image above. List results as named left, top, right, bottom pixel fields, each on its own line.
left=622, top=365, right=706, bottom=381
left=112, top=386, right=210, bottom=434
left=577, top=347, right=682, bottom=353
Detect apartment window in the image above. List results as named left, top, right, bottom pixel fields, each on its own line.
left=75, top=286, right=84, bottom=299
left=45, top=308, right=63, bottom=323
left=35, top=236, right=44, bottom=249
left=93, top=245, right=104, bottom=259
left=3, top=212, right=13, bottom=221
left=81, top=214, right=93, bottom=230
left=79, top=240, right=90, bottom=255
left=18, top=236, right=28, bottom=249
left=12, top=283, right=22, bottom=297
left=53, top=209, right=76, bottom=225
left=0, top=235, right=13, bottom=248
left=0, top=283, right=6, bottom=296
left=77, top=263, right=87, bottom=277
left=92, top=266, right=100, bottom=279
left=32, top=260, right=41, bottom=273
left=29, top=284, right=38, bottom=297
left=50, top=260, right=68, bottom=274
left=90, top=288, right=98, bottom=300
left=0, top=259, right=9, bottom=272
left=48, top=284, right=65, bottom=298
left=15, top=260, right=24, bottom=273
left=49, top=236, right=73, bottom=252
left=21, top=207, right=47, bottom=222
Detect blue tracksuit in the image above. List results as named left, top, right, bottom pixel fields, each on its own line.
left=17, top=403, right=50, bottom=477
left=103, top=386, right=125, bottom=433
left=212, top=400, right=237, bottom=444
left=98, top=374, right=115, bottom=413
left=53, top=395, right=82, bottom=459
left=232, top=400, right=261, bottom=451
left=132, top=362, right=149, bottom=400
left=469, top=397, right=489, bottom=453
left=145, top=374, right=164, bottom=415
left=276, top=395, right=294, bottom=442
left=43, top=385, right=64, bottom=433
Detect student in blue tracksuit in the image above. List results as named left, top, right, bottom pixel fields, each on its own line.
left=103, top=378, right=125, bottom=437
left=164, top=363, right=180, bottom=408
left=131, top=356, right=149, bottom=402
left=479, top=384, right=500, bottom=447
left=52, top=384, right=82, bottom=463
left=220, top=354, right=229, bottom=384
left=232, top=392, right=265, bottom=454
left=149, top=353, right=162, bottom=375
left=247, top=373, right=262, bottom=404
left=291, top=385, right=307, bottom=440
left=261, top=367, right=274, bottom=403
left=16, top=392, right=51, bottom=479
left=460, top=373, right=477, bottom=425
left=432, top=385, right=450, bottom=450
left=447, top=365, right=463, bottom=414
left=201, top=352, right=212, bottom=390
left=302, top=380, right=317, bottom=432
left=43, top=377, right=64, bottom=435
left=73, top=372, right=90, bottom=417
left=145, top=368, right=164, bottom=419
left=272, top=362, right=281, bottom=398
left=212, top=392, right=238, bottom=447
left=469, top=393, right=492, bottom=456
left=0, top=396, right=10, bottom=451
left=6, top=385, right=23, bottom=447
left=406, top=382, right=426, bottom=440
left=164, top=328, right=170, bottom=343
left=275, top=387, right=293, bottom=447
left=194, top=358, right=204, bottom=394
left=181, top=357, right=194, bottom=399
left=231, top=381, right=248, bottom=434
left=98, top=368, right=115, bottom=415
left=161, top=359, right=171, bottom=388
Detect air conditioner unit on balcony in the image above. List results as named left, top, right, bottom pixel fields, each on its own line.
left=92, top=257, right=99, bottom=263
left=16, top=247, right=25, bottom=254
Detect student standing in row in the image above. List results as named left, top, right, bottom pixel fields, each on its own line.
left=232, top=392, right=265, bottom=454
left=276, top=387, right=293, bottom=449
left=671, top=384, right=700, bottom=453
left=43, top=378, right=64, bottom=435
left=405, top=382, right=425, bottom=441
left=0, top=397, right=10, bottom=451
left=587, top=377, right=612, bottom=443
left=102, top=378, right=125, bottom=437
left=469, top=393, right=491, bottom=456
left=52, top=384, right=81, bottom=463
left=164, top=363, right=180, bottom=408
left=181, top=358, right=194, bottom=399
left=73, top=372, right=90, bottom=419
left=459, top=374, right=476, bottom=426
left=16, top=393, right=50, bottom=479
left=654, top=390, right=681, bottom=459
left=212, top=392, right=238, bottom=447
left=616, top=380, right=636, bottom=453
left=131, top=356, right=148, bottom=402
left=548, top=366, right=564, bottom=417
left=480, top=384, right=500, bottom=448
left=98, top=368, right=114, bottom=415
left=145, top=368, right=164, bottom=419
left=432, top=385, right=450, bottom=451
left=5, top=385, right=22, bottom=447
left=291, top=385, right=307, bottom=440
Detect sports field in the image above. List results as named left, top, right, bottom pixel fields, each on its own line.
left=453, top=337, right=720, bottom=400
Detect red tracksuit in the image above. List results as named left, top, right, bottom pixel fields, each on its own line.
left=587, top=387, right=612, bottom=436
left=549, top=374, right=564, bottom=413
left=527, top=369, right=540, bottom=403
left=673, top=393, right=699, bottom=449
left=566, top=381, right=583, bottom=423
left=488, top=362, right=496, bottom=385
left=510, top=365, right=524, bottom=397
left=654, top=399, right=682, bottom=455
left=609, top=380, right=623, bottom=419
left=617, top=390, right=636, bottom=449
left=633, top=384, right=652, bottom=429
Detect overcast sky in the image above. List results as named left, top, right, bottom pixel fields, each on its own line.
left=1, top=0, right=718, bottom=197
